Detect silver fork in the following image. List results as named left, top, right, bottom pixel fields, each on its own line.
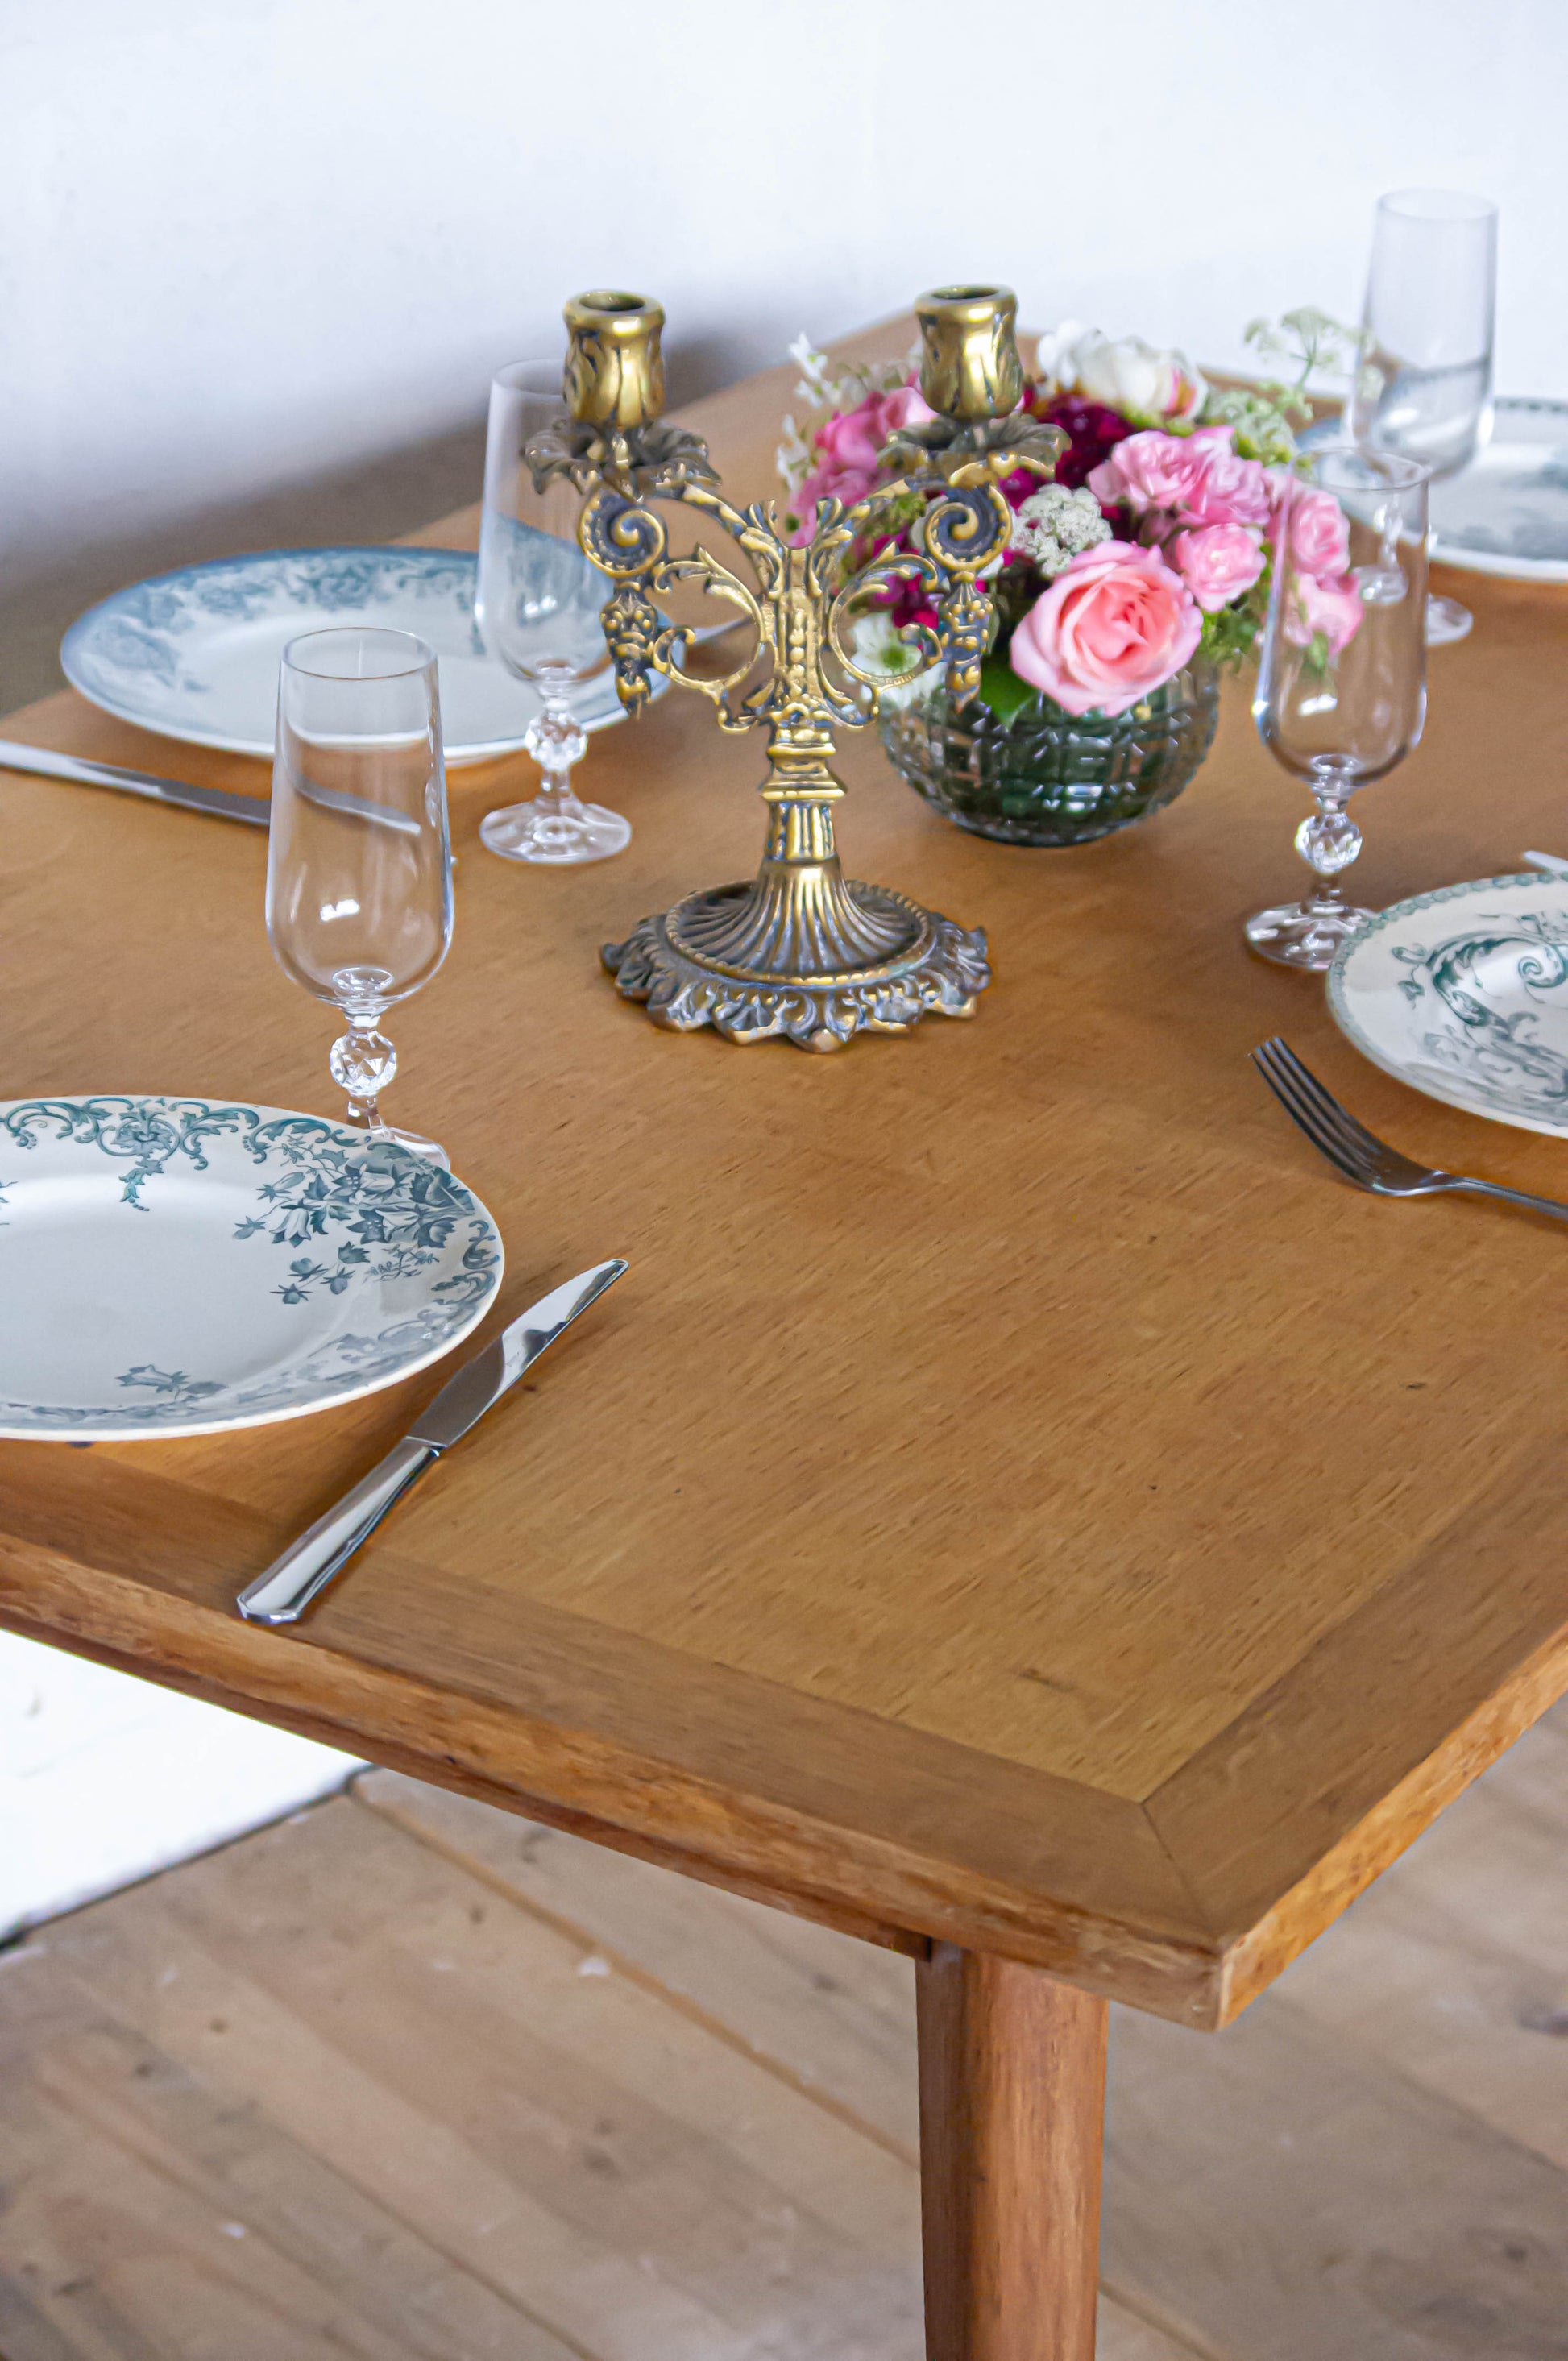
left=1251, top=1036, right=1568, bottom=1223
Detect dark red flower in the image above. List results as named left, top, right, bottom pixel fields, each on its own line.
left=1030, top=392, right=1135, bottom=493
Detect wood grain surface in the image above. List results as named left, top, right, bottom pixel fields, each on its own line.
left=8, top=1707, right=1567, bottom=2361
left=916, top=1946, right=1107, bottom=2359
left=4, top=319, right=1568, bottom=2023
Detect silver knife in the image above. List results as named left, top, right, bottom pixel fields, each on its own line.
left=235, top=1259, right=628, bottom=1626
left=0, top=737, right=269, bottom=828
left=1524, top=850, right=1568, bottom=878
left=0, top=738, right=420, bottom=836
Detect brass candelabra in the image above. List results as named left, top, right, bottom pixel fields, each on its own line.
left=537, top=284, right=1063, bottom=1051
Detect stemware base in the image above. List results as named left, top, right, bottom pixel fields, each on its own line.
left=1426, top=593, right=1473, bottom=646
left=480, top=795, right=631, bottom=865
left=1244, top=898, right=1375, bottom=972
left=348, top=1116, right=447, bottom=1164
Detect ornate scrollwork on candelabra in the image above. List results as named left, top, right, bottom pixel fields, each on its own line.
left=549, top=286, right=1063, bottom=1052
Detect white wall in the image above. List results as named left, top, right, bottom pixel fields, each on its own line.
left=0, top=1631, right=359, bottom=1937
left=3, top=0, right=1566, bottom=585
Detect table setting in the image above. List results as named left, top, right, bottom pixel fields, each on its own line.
left=8, top=185, right=1568, bottom=2361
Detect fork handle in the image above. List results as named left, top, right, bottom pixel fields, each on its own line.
left=1454, top=1178, right=1568, bottom=1223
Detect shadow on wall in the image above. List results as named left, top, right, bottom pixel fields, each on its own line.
left=0, top=326, right=770, bottom=722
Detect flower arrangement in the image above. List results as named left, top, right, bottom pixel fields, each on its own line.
left=777, top=312, right=1359, bottom=725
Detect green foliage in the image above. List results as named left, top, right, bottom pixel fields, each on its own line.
left=1198, top=593, right=1264, bottom=670
left=973, top=652, right=1040, bottom=724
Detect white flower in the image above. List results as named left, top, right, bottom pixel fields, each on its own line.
left=1035, top=320, right=1094, bottom=395
left=1035, top=324, right=1206, bottom=425
left=849, top=612, right=938, bottom=708
left=1008, top=484, right=1113, bottom=577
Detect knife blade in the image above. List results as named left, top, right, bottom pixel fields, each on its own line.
left=235, top=1258, right=628, bottom=1626
left=0, top=737, right=270, bottom=828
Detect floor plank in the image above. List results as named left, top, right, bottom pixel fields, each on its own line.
left=1274, top=1708, right=1568, bottom=2174
left=7, top=1701, right=1567, bottom=2359
left=0, top=1948, right=574, bottom=2359
left=356, top=1770, right=922, bottom=2160
left=10, top=1803, right=926, bottom=2361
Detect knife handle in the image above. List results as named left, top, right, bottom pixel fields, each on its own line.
left=236, top=1437, right=439, bottom=1625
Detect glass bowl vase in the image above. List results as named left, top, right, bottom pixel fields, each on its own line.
left=878, top=657, right=1221, bottom=847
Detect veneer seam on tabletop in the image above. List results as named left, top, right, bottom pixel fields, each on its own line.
left=351, top=1780, right=924, bottom=2170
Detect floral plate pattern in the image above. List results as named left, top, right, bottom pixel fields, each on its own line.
left=60, top=546, right=662, bottom=766
left=0, top=1097, right=502, bottom=1438
left=1327, top=878, right=1568, bottom=1138
left=1304, top=401, right=1568, bottom=583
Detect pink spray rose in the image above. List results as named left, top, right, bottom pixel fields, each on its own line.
left=792, top=382, right=935, bottom=537
left=1010, top=541, right=1202, bottom=716
left=1288, top=485, right=1351, bottom=577
left=1168, top=522, right=1265, bottom=612
left=1285, top=570, right=1363, bottom=656
left=1088, top=425, right=1271, bottom=530
left=1088, top=427, right=1219, bottom=517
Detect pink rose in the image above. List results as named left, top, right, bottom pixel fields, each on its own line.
left=1285, top=569, right=1363, bottom=656
left=1088, top=427, right=1217, bottom=517
left=790, top=380, right=935, bottom=541
left=1087, top=425, right=1271, bottom=531
left=792, top=457, right=877, bottom=533
left=1186, top=442, right=1272, bottom=529
left=1168, top=522, right=1264, bottom=612
left=1289, top=485, right=1351, bottom=576
left=1010, top=541, right=1202, bottom=716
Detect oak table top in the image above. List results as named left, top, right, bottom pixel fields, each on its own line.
left=4, top=325, right=1568, bottom=2033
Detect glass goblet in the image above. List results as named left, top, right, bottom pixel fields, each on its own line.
left=474, top=358, right=630, bottom=865
left=1246, top=448, right=1428, bottom=972
left=267, top=627, right=453, bottom=1156
left=1350, top=186, right=1497, bottom=648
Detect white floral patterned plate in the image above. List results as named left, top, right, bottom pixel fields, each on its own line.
left=0, top=1097, right=503, bottom=1439
left=1328, top=877, right=1568, bottom=1138
left=1302, top=401, right=1568, bottom=583
left=60, top=546, right=662, bottom=766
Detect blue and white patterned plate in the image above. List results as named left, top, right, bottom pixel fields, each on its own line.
left=1302, top=400, right=1568, bottom=583
left=1328, top=877, right=1568, bottom=1138
left=0, top=1097, right=503, bottom=1439
left=61, top=546, right=660, bottom=766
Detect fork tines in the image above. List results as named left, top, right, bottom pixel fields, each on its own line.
left=1251, top=1036, right=1386, bottom=1189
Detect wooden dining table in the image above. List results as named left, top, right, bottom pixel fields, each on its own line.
left=4, top=317, right=1568, bottom=2359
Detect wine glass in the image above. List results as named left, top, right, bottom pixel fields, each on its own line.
left=1246, top=448, right=1428, bottom=971
left=267, top=627, right=453, bottom=1156
left=1350, top=187, right=1497, bottom=648
left=474, top=358, right=630, bottom=865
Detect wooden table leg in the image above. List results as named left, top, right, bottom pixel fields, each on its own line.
left=916, top=1942, right=1109, bottom=2360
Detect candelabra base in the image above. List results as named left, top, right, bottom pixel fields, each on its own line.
left=603, top=881, right=989, bottom=1052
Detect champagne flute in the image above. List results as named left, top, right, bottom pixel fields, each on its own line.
left=1350, top=187, right=1497, bottom=647
left=267, top=627, right=453, bottom=1156
left=475, top=358, right=630, bottom=865
left=1246, top=449, right=1428, bottom=970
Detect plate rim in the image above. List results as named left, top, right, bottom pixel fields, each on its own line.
left=1300, top=400, right=1568, bottom=583
left=59, top=544, right=647, bottom=766
left=1326, top=873, right=1568, bottom=1139
left=0, top=1090, right=504, bottom=1441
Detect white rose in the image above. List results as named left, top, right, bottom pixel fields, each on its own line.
left=1038, top=325, right=1207, bottom=425
left=1034, top=320, right=1094, bottom=396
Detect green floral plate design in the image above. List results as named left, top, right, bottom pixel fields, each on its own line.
left=1328, top=876, right=1568, bottom=1138
left=0, top=1097, right=503, bottom=1439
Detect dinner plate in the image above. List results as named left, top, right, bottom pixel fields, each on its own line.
left=1327, top=877, right=1568, bottom=1138
left=60, top=546, right=663, bottom=766
left=1302, top=400, right=1568, bottom=582
left=0, top=1096, right=502, bottom=1439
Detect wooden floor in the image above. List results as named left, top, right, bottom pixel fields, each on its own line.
left=3, top=1702, right=1567, bottom=2360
